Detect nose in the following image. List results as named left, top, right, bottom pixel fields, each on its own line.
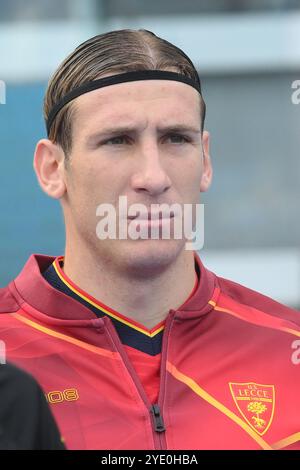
left=130, top=140, right=171, bottom=196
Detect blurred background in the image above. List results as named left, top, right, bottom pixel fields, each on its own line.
left=0, top=0, right=299, bottom=308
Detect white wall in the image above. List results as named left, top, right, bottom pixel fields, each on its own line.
left=201, top=248, right=300, bottom=307
left=1, top=11, right=300, bottom=81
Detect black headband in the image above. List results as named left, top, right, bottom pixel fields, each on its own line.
left=46, top=69, right=202, bottom=136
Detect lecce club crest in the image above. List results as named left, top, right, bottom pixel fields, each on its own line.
left=229, top=382, right=275, bottom=436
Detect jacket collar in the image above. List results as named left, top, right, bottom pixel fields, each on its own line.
left=11, top=252, right=217, bottom=321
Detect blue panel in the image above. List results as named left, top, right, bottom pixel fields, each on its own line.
left=0, top=83, right=64, bottom=286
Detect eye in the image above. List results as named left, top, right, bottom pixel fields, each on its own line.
left=103, top=135, right=129, bottom=145
left=101, top=133, right=191, bottom=146
left=166, top=133, right=191, bottom=144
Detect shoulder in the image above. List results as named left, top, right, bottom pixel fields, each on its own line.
left=0, top=362, right=65, bottom=450
left=215, top=274, right=300, bottom=327
left=0, top=361, right=37, bottom=390
left=0, top=285, right=21, bottom=314
left=0, top=362, right=43, bottom=421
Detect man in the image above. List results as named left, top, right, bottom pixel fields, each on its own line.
left=0, top=362, right=65, bottom=449
left=0, top=28, right=299, bottom=450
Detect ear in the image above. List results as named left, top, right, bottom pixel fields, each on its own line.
left=33, top=139, right=67, bottom=199
left=200, top=130, right=213, bottom=192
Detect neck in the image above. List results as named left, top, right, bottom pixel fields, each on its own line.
left=63, top=242, right=197, bottom=330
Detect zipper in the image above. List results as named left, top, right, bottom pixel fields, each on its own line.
left=151, top=404, right=165, bottom=432
left=102, top=310, right=176, bottom=450
left=154, top=309, right=176, bottom=449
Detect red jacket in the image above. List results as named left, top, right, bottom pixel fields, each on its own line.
left=0, top=253, right=299, bottom=450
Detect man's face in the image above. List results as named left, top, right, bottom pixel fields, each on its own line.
left=61, top=79, right=211, bottom=275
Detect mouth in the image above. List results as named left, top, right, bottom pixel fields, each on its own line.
left=127, top=211, right=175, bottom=221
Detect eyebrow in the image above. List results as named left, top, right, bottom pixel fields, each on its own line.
left=86, top=124, right=201, bottom=145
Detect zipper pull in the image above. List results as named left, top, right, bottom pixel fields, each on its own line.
left=151, top=404, right=166, bottom=433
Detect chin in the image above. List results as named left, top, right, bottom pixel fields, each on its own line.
left=119, top=239, right=185, bottom=276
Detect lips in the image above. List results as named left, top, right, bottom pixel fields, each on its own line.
left=127, top=211, right=175, bottom=221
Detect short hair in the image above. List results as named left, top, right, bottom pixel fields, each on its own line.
left=44, top=29, right=206, bottom=159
